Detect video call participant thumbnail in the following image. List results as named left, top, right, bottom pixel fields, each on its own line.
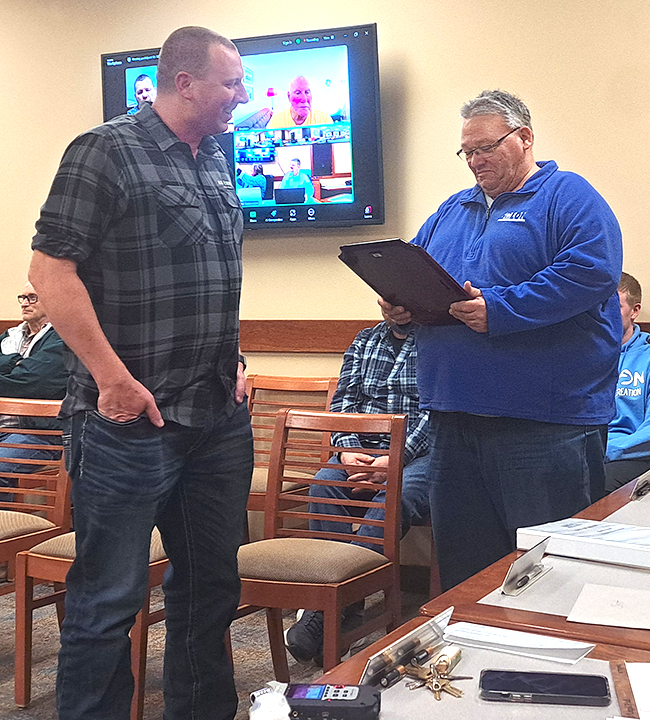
left=268, top=76, right=333, bottom=128
left=280, top=158, right=314, bottom=200
left=128, top=74, right=157, bottom=114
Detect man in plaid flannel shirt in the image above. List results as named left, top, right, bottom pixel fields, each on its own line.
left=29, top=26, right=252, bottom=720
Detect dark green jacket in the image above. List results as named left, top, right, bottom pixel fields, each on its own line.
left=0, top=325, right=67, bottom=429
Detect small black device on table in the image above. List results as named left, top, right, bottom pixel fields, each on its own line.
left=285, top=684, right=380, bottom=720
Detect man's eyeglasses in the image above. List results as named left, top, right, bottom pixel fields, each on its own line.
left=17, top=294, right=39, bottom=305
left=457, top=127, right=521, bottom=161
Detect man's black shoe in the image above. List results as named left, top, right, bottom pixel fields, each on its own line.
left=285, top=610, right=324, bottom=664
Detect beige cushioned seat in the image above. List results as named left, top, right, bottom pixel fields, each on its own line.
left=238, top=537, right=388, bottom=584
left=28, top=528, right=167, bottom=562
left=0, top=510, right=55, bottom=541
left=249, top=465, right=311, bottom=494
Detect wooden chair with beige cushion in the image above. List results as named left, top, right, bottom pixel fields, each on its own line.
left=229, top=376, right=339, bottom=676
left=238, top=408, right=407, bottom=673
left=14, top=529, right=168, bottom=720
left=0, top=398, right=71, bottom=595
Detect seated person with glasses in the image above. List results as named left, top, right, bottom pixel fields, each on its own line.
left=0, top=282, right=67, bottom=493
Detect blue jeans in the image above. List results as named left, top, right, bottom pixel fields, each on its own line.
left=0, top=431, right=61, bottom=482
left=427, top=411, right=607, bottom=592
left=56, top=404, right=253, bottom=720
left=308, top=452, right=431, bottom=552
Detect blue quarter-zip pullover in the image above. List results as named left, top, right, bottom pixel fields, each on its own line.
left=412, top=160, right=622, bottom=424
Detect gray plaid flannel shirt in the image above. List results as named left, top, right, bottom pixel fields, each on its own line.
left=33, top=103, right=244, bottom=426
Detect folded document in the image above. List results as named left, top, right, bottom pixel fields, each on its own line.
left=567, top=583, right=650, bottom=630
left=443, top=622, right=594, bottom=664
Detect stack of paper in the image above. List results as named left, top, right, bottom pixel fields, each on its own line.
left=626, top=663, right=650, bottom=719
left=517, top=518, right=650, bottom=570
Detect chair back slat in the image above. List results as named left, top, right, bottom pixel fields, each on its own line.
left=246, top=375, right=338, bottom=472
left=264, top=409, right=407, bottom=563
left=0, top=398, right=61, bottom=417
left=0, top=397, right=70, bottom=529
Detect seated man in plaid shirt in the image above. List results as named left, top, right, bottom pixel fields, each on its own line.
left=285, top=320, right=430, bottom=664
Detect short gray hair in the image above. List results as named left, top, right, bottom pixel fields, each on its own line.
left=460, top=90, right=533, bottom=132
left=157, top=26, right=237, bottom=94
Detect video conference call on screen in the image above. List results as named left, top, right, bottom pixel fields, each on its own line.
left=101, top=24, right=385, bottom=231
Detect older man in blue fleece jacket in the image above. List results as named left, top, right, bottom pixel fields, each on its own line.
left=382, top=89, right=622, bottom=591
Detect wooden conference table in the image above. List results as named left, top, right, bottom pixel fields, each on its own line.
left=317, top=479, right=647, bottom=717
left=418, top=479, right=650, bottom=651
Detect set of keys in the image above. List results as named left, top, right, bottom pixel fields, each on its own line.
left=403, top=644, right=472, bottom=700
left=404, top=664, right=472, bottom=699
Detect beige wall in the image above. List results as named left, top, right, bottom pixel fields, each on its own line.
left=246, top=352, right=344, bottom=378
left=1, top=0, right=648, bottom=374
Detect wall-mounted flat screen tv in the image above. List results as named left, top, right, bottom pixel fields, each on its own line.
left=101, top=24, right=384, bottom=230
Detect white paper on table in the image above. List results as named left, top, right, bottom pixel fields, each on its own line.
left=626, top=663, right=650, bottom=719
left=567, top=584, right=650, bottom=630
left=442, top=621, right=594, bottom=664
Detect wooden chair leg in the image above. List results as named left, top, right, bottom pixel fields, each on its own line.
left=321, top=606, right=342, bottom=673
left=130, top=588, right=150, bottom=720
left=265, top=608, right=290, bottom=683
left=53, top=581, right=66, bottom=629
left=224, top=627, right=234, bottom=668
left=385, top=576, right=402, bottom=634
left=15, top=552, right=34, bottom=708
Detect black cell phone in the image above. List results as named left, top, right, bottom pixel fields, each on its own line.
left=479, top=669, right=611, bottom=706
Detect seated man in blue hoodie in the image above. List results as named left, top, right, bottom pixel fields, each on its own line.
left=605, top=272, right=650, bottom=492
